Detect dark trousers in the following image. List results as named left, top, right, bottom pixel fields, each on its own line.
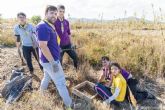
left=22, top=46, right=43, bottom=72
left=60, top=44, right=78, bottom=69
left=127, top=78, right=149, bottom=102
left=94, top=83, right=112, bottom=100
left=94, top=83, right=122, bottom=107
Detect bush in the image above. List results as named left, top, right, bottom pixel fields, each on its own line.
left=31, top=15, right=41, bottom=25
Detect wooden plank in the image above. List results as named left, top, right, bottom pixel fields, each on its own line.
left=72, top=81, right=97, bottom=102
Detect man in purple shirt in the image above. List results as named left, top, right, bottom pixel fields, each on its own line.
left=36, top=5, right=72, bottom=110
left=55, top=5, right=78, bottom=69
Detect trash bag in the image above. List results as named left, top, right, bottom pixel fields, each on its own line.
left=1, top=70, right=32, bottom=104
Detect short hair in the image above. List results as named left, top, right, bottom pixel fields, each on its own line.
left=45, top=5, right=57, bottom=14
left=101, top=56, right=109, bottom=61
left=57, top=5, right=65, bottom=10
left=110, top=62, right=121, bottom=70
left=17, top=12, right=26, bottom=17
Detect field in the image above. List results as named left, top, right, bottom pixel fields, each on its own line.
left=0, top=19, right=165, bottom=110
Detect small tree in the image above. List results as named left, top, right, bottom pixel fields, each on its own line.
left=31, top=15, right=41, bottom=25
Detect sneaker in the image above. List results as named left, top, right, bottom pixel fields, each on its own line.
left=70, top=102, right=82, bottom=109
left=66, top=107, right=72, bottom=110
left=30, top=71, right=40, bottom=82
left=30, top=71, right=34, bottom=75
left=72, top=103, right=81, bottom=109
left=21, top=61, right=26, bottom=66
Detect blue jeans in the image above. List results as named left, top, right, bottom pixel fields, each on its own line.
left=40, top=61, right=72, bottom=107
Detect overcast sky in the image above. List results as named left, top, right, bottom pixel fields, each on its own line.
left=0, top=0, right=165, bottom=21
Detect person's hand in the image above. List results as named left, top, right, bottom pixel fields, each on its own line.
left=60, top=48, right=63, bottom=53
left=104, top=82, right=110, bottom=87
left=71, top=45, right=76, bottom=49
left=50, top=60, right=59, bottom=72
left=104, top=98, right=111, bottom=104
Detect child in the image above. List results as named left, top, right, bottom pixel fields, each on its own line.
left=98, top=56, right=132, bottom=87
left=95, top=62, right=127, bottom=104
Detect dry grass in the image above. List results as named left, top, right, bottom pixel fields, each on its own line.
left=0, top=19, right=15, bottom=47
left=0, top=19, right=165, bottom=110
left=0, top=91, right=64, bottom=110
left=72, top=28, right=165, bottom=78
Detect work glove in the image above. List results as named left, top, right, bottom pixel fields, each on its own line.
left=50, top=60, right=59, bottom=73
left=103, top=97, right=113, bottom=104
left=60, top=48, right=62, bottom=53
left=71, top=45, right=76, bottom=50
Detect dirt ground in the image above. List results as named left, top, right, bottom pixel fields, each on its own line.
left=0, top=46, right=165, bottom=110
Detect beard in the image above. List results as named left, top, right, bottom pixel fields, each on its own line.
left=47, top=17, right=56, bottom=24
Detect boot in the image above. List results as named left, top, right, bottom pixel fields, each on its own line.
left=30, top=71, right=40, bottom=82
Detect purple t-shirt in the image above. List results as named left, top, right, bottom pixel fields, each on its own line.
left=36, top=21, right=60, bottom=63
left=54, top=18, right=71, bottom=47
left=121, top=69, right=130, bottom=80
